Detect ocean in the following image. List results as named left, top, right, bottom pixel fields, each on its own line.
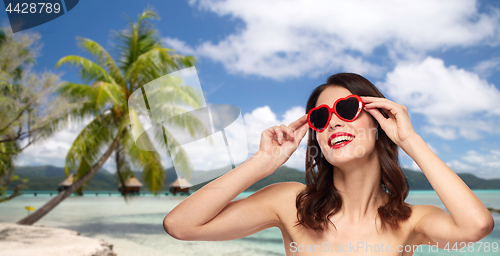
left=1, top=190, right=499, bottom=256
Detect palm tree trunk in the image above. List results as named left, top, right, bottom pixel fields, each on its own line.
left=16, top=136, right=120, bottom=225
left=115, top=141, right=127, bottom=197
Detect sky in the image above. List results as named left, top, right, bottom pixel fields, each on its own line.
left=2, top=0, right=500, bottom=179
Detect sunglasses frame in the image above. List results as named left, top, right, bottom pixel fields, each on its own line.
left=307, top=94, right=364, bottom=132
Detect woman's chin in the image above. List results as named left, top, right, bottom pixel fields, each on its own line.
left=323, top=144, right=371, bottom=166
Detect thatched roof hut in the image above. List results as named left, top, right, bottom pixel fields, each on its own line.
left=57, top=174, right=74, bottom=192
left=118, top=177, right=143, bottom=194
left=169, top=176, right=192, bottom=195
left=170, top=176, right=192, bottom=188
left=123, top=177, right=143, bottom=188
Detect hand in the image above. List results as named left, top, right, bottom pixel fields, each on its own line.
left=361, top=96, right=418, bottom=147
left=257, top=114, right=309, bottom=169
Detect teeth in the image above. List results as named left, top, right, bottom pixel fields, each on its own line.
left=330, top=136, right=354, bottom=146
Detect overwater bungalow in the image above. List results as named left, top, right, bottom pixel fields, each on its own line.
left=57, top=174, right=74, bottom=192
left=118, top=177, right=143, bottom=195
left=169, top=176, right=192, bottom=195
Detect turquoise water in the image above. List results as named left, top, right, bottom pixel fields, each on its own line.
left=1, top=190, right=499, bottom=256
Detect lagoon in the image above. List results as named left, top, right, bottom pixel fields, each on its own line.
left=1, top=190, right=499, bottom=256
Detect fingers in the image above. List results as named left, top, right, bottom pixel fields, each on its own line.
left=282, top=124, right=295, bottom=140
left=295, top=122, right=309, bottom=142
left=359, top=96, right=391, bottom=104
left=361, top=96, right=408, bottom=116
left=364, top=101, right=406, bottom=118
left=273, top=126, right=284, bottom=144
left=288, top=114, right=308, bottom=130
left=263, top=125, right=291, bottom=145
left=265, top=122, right=305, bottom=144
left=262, top=114, right=309, bottom=146
left=361, top=96, right=407, bottom=110
left=278, top=124, right=295, bottom=143
left=364, top=106, right=387, bottom=125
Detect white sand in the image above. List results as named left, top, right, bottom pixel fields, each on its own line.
left=0, top=223, right=116, bottom=256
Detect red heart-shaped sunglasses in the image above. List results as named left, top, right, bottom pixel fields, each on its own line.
left=307, top=95, right=364, bottom=132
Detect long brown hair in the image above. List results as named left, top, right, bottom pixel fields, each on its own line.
left=295, top=73, right=411, bottom=232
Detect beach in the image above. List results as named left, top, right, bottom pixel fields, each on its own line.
left=0, top=222, right=282, bottom=256
left=0, top=192, right=285, bottom=256
left=0, top=222, right=115, bottom=256
left=0, top=190, right=498, bottom=256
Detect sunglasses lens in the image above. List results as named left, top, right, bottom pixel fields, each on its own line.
left=336, top=97, right=360, bottom=120
left=310, top=106, right=330, bottom=130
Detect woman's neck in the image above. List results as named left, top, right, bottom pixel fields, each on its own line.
left=332, top=151, right=387, bottom=225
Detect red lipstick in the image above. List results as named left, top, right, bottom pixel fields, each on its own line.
left=328, top=132, right=355, bottom=149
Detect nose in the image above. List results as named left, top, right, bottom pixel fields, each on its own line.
left=327, top=113, right=345, bottom=130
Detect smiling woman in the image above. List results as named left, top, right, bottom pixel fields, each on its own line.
left=163, top=73, right=495, bottom=256
left=297, top=74, right=412, bottom=234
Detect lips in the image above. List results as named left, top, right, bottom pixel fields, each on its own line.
left=328, top=132, right=355, bottom=149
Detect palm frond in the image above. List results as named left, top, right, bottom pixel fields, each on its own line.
left=171, top=54, right=196, bottom=69
left=159, top=126, right=192, bottom=180
left=93, top=81, right=126, bottom=110
left=156, top=105, right=212, bottom=138
left=131, top=72, right=203, bottom=116
left=55, top=56, right=117, bottom=84
left=64, top=111, right=117, bottom=179
left=137, top=7, right=160, bottom=25
left=115, top=8, right=160, bottom=72
left=77, top=38, right=124, bottom=85
left=122, top=128, right=164, bottom=193
left=125, top=47, right=196, bottom=88
left=124, top=47, right=169, bottom=84
left=57, top=81, right=125, bottom=114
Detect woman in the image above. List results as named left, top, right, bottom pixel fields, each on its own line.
left=163, top=73, right=494, bottom=255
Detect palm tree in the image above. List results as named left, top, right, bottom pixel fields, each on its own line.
left=17, top=8, right=205, bottom=225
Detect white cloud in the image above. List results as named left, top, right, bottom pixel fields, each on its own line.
left=422, top=127, right=457, bottom=140
left=447, top=159, right=475, bottom=171
left=378, top=56, right=500, bottom=140
left=243, top=105, right=306, bottom=152
left=15, top=105, right=309, bottom=173
left=243, top=105, right=307, bottom=170
left=166, top=0, right=500, bottom=79
left=447, top=150, right=500, bottom=178
left=163, top=37, right=196, bottom=55
left=15, top=119, right=89, bottom=167
left=402, top=146, right=500, bottom=178
left=473, top=57, right=500, bottom=77
left=15, top=118, right=117, bottom=173
left=16, top=130, right=78, bottom=167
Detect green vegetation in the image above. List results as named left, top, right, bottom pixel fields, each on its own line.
left=10, top=165, right=500, bottom=192
left=0, top=26, right=72, bottom=203
left=9, top=166, right=116, bottom=191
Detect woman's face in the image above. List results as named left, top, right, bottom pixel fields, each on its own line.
left=314, top=86, right=379, bottom=167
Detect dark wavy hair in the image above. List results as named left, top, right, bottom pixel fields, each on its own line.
left=294, top=73, right=412, bottom=232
